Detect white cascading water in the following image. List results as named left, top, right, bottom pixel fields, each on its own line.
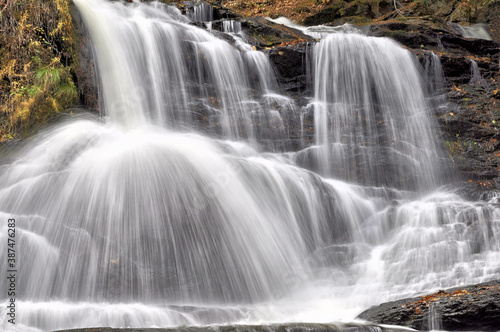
left=266, top=17, right=359, bottom=39
left=304, top=33, right=447, bottom=190
left=75, top=0, right=281, bottom=140
left=0, top=1, right=499, bottom=331
left=423, top=51, right=448, bottom=111
left=449, top=22, right=493, bottom=41
left=223, top=20, right=242, bottom=34
left=469, top=59, right=482, bottom=84
left=188, top=1, right=214, bottom=23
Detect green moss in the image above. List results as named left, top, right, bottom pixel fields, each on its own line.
left=341, top=15, right=373, bottom=23
left=384, top=29, right=409, bottom=38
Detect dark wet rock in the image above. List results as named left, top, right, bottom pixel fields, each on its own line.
left=440, top=34, right=500, bottom=55
left=367, top=21, right=500, bottom=56
left=267, top=42, right=313, bottom=94
left=357, top=279, right=500, bottom=331
left=71, top=2, right=100, bottom=112
left=437, top=69, right=500, bottom=185
left=207, top=16, right=313, bottom=49
left=439, top=54, right=476, bottom=83
left=303, top=0, right=394, bottom=26
left=409, top=45, right=498, bottom=85
left=240, top=17, right=313, bottom=48
left=303, top=5, right=345, bottom=26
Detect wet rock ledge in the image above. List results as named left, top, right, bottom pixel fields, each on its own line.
left=357, top=279, right=500, bottom=331
left=54, top=322, right=408, bottom=332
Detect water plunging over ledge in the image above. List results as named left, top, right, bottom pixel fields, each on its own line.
left=309, top=33, right=447, bottom=190
left=0, top=1, right=499, bottom=331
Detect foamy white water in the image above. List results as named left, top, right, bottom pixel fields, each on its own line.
left=267, top=17, right=359, bottom=39
left=0, top=1, right=499, bottom=331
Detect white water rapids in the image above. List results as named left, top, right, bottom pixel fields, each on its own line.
left=0, top=1, right=499, bottom=331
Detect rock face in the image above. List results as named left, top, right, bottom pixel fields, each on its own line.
left=302, top=0, right=394, bottom=26
left=268, top=42, right=313, bottom=95
left=240, top=17, right=313, bottom=47
left=71, top=2, right=100, bottom=112
left=357, top=279, right=500, bottom=331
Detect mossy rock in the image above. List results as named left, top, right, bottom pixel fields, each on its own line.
left=241, top=17, right=312, bottom=48
left=303, top=4, right=345, bottom=25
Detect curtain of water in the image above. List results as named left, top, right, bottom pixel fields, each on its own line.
left=75, top=0, right=283, bottom=141
left=311, top=33, right=447, bottom=191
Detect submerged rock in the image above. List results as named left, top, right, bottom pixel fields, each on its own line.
left=54, top=322, right=411, bottom=332
left=358, top=279, right=500, bottom=331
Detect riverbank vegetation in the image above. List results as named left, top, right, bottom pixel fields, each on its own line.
left=0, top=0, right=78, bottom=141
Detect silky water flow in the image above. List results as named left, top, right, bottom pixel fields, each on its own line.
left=0, top=1, right=499, bottom=331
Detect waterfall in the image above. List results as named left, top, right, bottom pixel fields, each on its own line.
left=266, top=17, right=359, bottom=39
left=423, top=51, right=448, bottom=110
left=469, top=59, right=482, bottom=84
left=309, top=33, right=447, bottom=190
left=74, top=0, right=285, bottom=141
left=223, top=20, right=242, bottom=34
left=189, top=2, right=214, bottom=23
left=0, top=1, right=499, bottom=331
left=449, top=22, right=493, bottom=41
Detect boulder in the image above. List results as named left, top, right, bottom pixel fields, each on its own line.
left=240, top=16, right=313, bottom=48
left=358, top=279, right=500, bottom=331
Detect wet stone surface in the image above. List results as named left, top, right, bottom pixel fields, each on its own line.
left=358, top=279, right=500, bottom=331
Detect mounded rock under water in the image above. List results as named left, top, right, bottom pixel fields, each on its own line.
left=54, top=322, right=411, bottom=332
